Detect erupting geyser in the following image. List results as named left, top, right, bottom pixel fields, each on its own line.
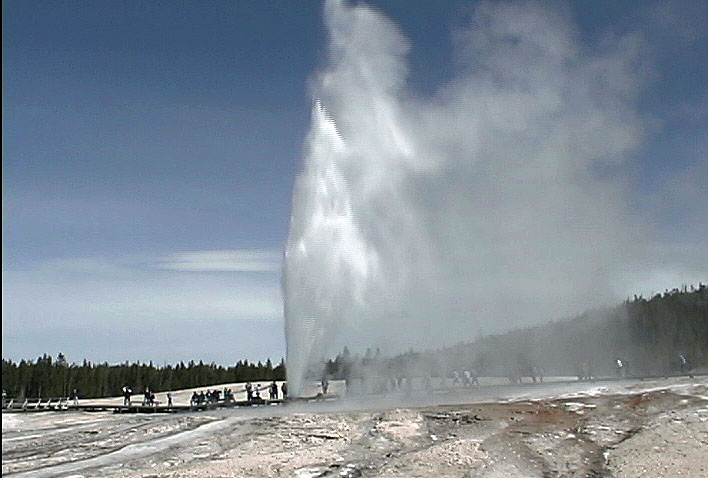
left=284, top=100, right=377, bottom=397
left=284, top=0, right=671, bottom=397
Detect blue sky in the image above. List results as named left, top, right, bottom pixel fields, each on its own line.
left=3, top=0, right=706, bottom=365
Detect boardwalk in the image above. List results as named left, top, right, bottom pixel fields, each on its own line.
left=2, top=397, right=284, bottom=413
left=3, top=372, right=700, bottom=414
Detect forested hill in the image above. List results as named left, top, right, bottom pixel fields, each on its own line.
left=322, top=284, right=708, bottom=380
left=439, top=283, right=708, bottom=377
left=2, top=357, right=285, bottom=400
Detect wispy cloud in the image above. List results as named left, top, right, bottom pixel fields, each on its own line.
left=157, top=249, right=282, bottom=272
left=2, top=251, right=283, bottom=340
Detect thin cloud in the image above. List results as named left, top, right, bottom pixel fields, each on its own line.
left=157, top=249, right=282, bottom=272
left=2, top=256, right=283, bottom=337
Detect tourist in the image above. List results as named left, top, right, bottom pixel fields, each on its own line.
left=281, top=382, right=288, bottom=399
left=122, top=386, right=132, bottom=406
left=270, top=381, right=278, bottom=400
left=166, top=391, right=173, bottom=407
left=245, top=382, right=253, bottom=401
left=615, top=358, right=625, bottom=378
left=678, top=354, right=688, bottom=373
left=579, top=361, right=591, bottom=381
left=469, top=369, right=480, bottom=386
left=678, top=354, right=693, bottom=378
left=143, top=388, right=151, bottom=406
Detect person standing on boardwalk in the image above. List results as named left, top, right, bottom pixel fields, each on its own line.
left=166, top=391, right=173, bottom=407
left=143, top=388, right=152, bottom=406
left=245, top=382, right=253, bottom=401
left=281, top=382, right=288, bottom=399
left=470, top=368, right=480, bottom=386
left=615, top=358, right=625, bottom=378
left=71, top=389, right=79, bottom=406
left=122, top=386, right=132, bottom=406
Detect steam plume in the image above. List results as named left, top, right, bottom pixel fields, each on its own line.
left=284, top=0, right=700, bottom=396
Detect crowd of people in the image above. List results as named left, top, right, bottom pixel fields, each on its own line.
left=245, top=381, right=287, bottom=401
left=190, top=388, right=236, bottom=405
left=453, top=369, right=482, bottom=387
left=86, top=353, right=702, bottom=410
left=185, top=382, right=288, bottom=406
left=116, top=382, right=288, bottom=408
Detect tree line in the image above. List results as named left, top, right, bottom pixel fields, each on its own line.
left=3, top=284, right=706, bottom=398
left=321, top=284, right=708, bottom=380
left=2, top=356, right=285, bottom=399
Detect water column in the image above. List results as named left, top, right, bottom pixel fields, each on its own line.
left=283, top=101, right=348, bottom=397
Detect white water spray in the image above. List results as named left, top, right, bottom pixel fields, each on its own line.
left=284, top=100, right=380, bottom=397
left=282, top=0, right=693, bottom=397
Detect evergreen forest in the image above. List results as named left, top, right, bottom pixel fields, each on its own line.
left=2, top=357, right=285, bottom=400
left=3, top=284, right=706, bottom=399
left=323, top=284, right=708, bottom=380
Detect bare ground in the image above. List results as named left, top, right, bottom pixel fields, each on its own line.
left=3, top=377, right=707, bottom=477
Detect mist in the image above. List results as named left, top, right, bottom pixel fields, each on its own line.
left=283, top=0, right=706, bottom=396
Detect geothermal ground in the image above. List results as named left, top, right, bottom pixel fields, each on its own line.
left=3, top=377, right=707, bottom=478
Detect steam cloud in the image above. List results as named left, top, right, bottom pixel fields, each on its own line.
left=284, top=0, right=703, bottom=396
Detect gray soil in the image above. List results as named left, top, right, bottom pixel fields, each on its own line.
left=3, top=377, right=707, bottom=477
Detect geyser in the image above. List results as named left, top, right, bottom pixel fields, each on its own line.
left=283, top=100, right=374, bottom=397
left=285, top=0, right=657, bottom=397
